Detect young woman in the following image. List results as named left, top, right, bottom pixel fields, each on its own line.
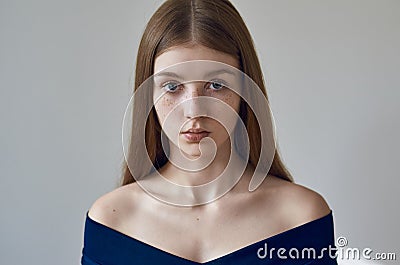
left=81, top=0, right=337, bottom=264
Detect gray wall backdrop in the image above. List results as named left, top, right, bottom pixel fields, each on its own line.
left=0, top=0, right=398, bottom=264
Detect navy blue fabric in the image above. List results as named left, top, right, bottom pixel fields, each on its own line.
left=81, top=211, right=338, bottom=265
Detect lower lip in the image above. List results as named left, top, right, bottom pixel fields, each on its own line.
left=182, top=132, right=210, bottom=142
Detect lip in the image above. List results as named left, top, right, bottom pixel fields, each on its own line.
left=182, top=131, right=210, bottom=142
left=181, top=128, right=210, bottom=134
left=181, top=130, right=210, bottom=142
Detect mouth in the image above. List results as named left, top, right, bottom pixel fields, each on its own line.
left=181, top=128, right=210, bottom=142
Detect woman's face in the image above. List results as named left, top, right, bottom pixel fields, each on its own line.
left=153, top=45, right=241, bottom=158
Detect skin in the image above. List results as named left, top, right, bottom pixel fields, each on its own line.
left=152, top=45, right=242, bottom=186
left=88, top=45, right=332, bottom=263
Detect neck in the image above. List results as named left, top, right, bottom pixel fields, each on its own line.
left=162, top=138, right=234, bottom=186
left=140, top=138, right=248, bottom=206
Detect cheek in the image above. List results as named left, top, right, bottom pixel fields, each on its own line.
left=210, top=90, right=241, bottom=113
left=154, top=96, right=177, bottom=123
left=209, top=92, right=241, bottom=136
left=225, top=93, right=241, bottom=112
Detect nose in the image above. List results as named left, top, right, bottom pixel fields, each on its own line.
left=183, top=82, right=207, bottom=119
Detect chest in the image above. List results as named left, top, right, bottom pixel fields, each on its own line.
left=118, top=202, right=286, bottom=263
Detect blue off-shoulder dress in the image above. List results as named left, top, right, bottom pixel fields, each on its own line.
left=81, top=211, right=338, bottom=265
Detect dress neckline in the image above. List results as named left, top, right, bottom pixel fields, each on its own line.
left=86, top=210, right=333, bottom=264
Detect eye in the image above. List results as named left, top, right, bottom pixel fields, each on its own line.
left=207, top=80, right=226, bottom=91
left=162, top=81, right=180, bottom=92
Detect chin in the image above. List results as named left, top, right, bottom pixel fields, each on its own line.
left=179, top=139, right=202, bottom=152
left=181, top=147, right=201, bottom=158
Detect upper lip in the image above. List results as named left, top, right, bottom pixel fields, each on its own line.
left=181, top=128, right=210, bottom=134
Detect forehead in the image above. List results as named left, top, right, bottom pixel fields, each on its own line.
left=154, top=45, right=240, bottom=73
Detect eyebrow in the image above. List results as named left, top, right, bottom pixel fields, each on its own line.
left=205, top=69, right=236, bottom=78
left=154, top=71, right=181, bottom=79
left=153, top=69, right=236, bottom=79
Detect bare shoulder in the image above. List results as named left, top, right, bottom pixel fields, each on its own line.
left=256, top=175, right=332, bottom=227
left=87, top=182, right=143, bottom=228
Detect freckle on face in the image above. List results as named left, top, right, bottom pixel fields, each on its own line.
left=224, top=93, right=233, bottom=105
left=164, top=97, right=174, bottom=107
left=153, top=45, right=243, bottom=136
left=221, top=91, right=240, bottom=111
left=156, top=94, right=182, bottom=123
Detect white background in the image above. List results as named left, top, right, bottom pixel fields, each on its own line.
left=0, top=0, right=398, bottom=264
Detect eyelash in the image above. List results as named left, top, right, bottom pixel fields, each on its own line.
left=161, top=81, right=182, bottom=92
left=207, top=80, right=226, bottom=90
left=160, top=80, right=227, bottom=93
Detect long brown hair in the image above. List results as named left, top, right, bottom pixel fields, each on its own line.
left=120, top=0, right=293, bottom=186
